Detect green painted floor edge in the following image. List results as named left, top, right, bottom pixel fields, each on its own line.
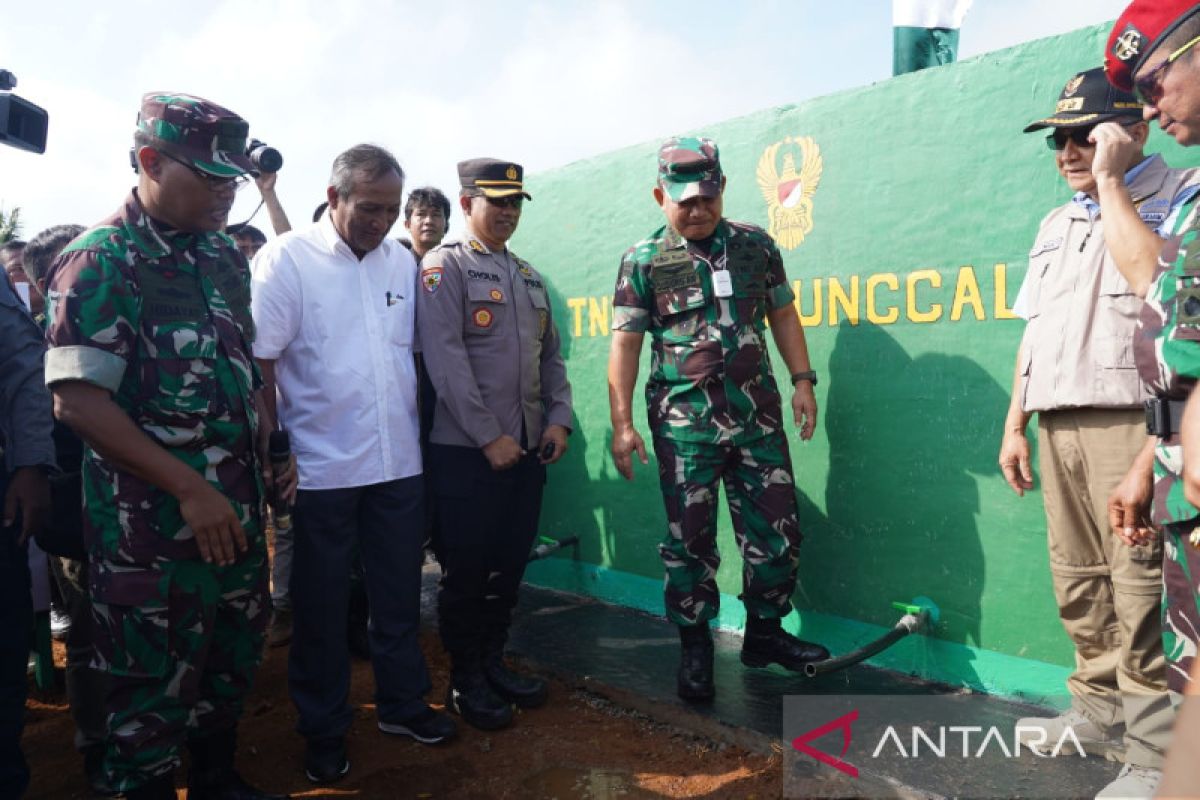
left=525, top=557, right=1071, bottom=706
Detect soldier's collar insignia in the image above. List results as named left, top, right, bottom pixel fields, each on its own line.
left=468, top=237, right=489, bottom=254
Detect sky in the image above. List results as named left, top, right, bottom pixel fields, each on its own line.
left=0, top=0, right=1131, bottom=241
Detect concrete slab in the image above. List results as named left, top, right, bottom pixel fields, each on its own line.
left=420, top=567, right=1125, bottom=798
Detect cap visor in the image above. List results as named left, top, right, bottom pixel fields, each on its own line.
left=479, top=187, right=532, bottom=201
left=664, top=179, right=721, bottom=202
left=191, top=149, right=255, bottom=177
left=1022, top=112, right=1103, bottom=133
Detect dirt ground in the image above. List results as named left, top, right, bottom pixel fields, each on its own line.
left=22, top=633, right=783, bottom=799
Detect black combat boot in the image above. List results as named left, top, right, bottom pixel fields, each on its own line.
left=123, top=773, right=176, bottom=800
left=186, top=728, right=290, bottom=800
left=740, top=616, right=829, bottom=671
left=482, top=651, right=549, bottom=709
left=446, top=661, right=514, bottom=731
left=677, top=624, right=715, bottom=702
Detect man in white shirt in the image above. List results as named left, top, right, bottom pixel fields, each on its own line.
left=251, top=144, right=455, bottom=786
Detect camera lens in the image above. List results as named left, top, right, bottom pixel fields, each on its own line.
left=247, top=140, right=283, bottom=173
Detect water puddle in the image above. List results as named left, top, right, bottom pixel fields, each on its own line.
left=521, top=766, right=657, bottom=799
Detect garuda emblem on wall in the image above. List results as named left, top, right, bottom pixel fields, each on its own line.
left=757, top=136, right=823, bottom=251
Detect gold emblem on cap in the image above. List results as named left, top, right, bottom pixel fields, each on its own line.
left=1114, top=29, right=1142, bottom=62
left=757, top=136, right=823, bottom=251
left=505, top=165, right=518, bottom=180
left=1056, top=98, right=1085, bottom=113
left=1063, top=75, right=1084, bottom=97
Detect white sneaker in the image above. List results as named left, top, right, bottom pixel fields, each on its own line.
left=1015, top=708, right=1124, bottom=760
left=1094, top=764, right=1161, bottom=800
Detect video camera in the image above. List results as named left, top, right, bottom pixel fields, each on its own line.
left=0, top=70, right=48, bottom=154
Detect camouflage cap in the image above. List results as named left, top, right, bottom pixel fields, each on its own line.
left=458, top=158, right=532, bottom=200
left=657, top=136, right=723, bottom=202
left=135, top=92, right=255, bottom=178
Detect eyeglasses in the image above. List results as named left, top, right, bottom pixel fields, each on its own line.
left=1045, top=122, right=1136, bottom=151
left=1133, top=33, right=1200, bottom=105
left=484, top=195, right=524, bottom=209
left=157, top=150, right=250, bottom=192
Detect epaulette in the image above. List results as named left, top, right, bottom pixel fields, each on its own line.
left=726, top=219, right=770, bottom=241
left=61, top=226, right=119, bottom=255
left=630, top=225, right=671, bottom=264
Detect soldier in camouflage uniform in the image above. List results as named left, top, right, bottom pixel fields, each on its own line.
left=43, top=93, right=293, bottom=800
left=608, top=136, right=829, bottom=702
left=1104, top=2, right=1200, bottom=705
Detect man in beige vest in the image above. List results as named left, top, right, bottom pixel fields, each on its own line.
left=1000, top=67, right=1200, bottom=800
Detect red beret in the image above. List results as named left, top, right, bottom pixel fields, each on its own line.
left=1106, top=1, right=1200, bottom=91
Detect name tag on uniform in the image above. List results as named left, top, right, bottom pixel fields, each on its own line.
left=651, top=249, right=699, bottom=291
left=712, top=270, right=734, bottom=298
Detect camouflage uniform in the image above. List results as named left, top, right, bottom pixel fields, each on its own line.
left=612, top=161, right=803, bottom=626
left=1135, top=195, right=1200, bottom=694
left=43, top=96, right=268, bottom=793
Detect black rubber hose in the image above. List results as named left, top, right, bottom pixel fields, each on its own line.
left=803, top=612, right=926, bottom=677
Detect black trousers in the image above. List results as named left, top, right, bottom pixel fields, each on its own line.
left=428, top=445, right=545, bottom=664
left=288, top=476, right=430, bottom=740
left=0, top=470, right=32, bottom=798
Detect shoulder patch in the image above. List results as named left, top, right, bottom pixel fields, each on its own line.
left=421, top=265, right=444, bottom=294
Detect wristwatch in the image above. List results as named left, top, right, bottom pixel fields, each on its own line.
left=791, top=370, right=818, bottom=386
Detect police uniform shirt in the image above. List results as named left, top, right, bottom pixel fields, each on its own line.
left=416, top=235, right=572, bottom=449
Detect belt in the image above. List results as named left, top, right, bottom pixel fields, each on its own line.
left=1145, top=397, right=1189, bottom=437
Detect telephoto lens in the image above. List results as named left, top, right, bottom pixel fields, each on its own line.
left=246, top=138, right=283, bottom=173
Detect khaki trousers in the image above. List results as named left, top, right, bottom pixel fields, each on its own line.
left=1038, top=408, right=1171, bottom=769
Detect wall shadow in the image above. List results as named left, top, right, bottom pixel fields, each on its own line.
left=799, top=322, right=1009, bottom=689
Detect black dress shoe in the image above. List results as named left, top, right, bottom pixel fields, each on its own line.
left=446, top=672, right=514, bottom=731
left=740, top=616, right=829, bottom=671
left=187, top=771, right=290, bottom=800
left=304, top=737, right=350, bottom=785
left=123, top=774, right=176, bottom=800
left=483, top=655, right=549, bottom=709
left=677, top=625, right=715, bottom=702
left=378, top=705, right=458, bottom=744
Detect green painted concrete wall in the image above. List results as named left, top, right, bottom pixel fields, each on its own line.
left=511, top=23, right=1200, bottom=700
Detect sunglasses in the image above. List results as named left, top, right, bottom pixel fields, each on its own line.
left=484, top=195, right=524, bottom=209
left=1045, top=122, right=1136, bottom=151
left=1133, top=33, right=1200, bottom=105
left=158, top=150, right=250, bottom=192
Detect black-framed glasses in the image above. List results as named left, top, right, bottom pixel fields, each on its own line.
left=1134, top=33, right=1200, bottom=105
left=158, top=150, right=250, bottom=192
left=484, top=195, right=524, bottom=209
left=1045, top=122, right=1136, bottom=151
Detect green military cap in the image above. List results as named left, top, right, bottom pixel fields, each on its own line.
left=136, top=92, right=255, bottom=177
left=458, top=158, right=532, bottom=200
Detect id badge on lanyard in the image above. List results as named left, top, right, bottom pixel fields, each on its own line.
left=712, top=243, right=733, bottom=298
left=712, top=270, right=733, bottom=297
